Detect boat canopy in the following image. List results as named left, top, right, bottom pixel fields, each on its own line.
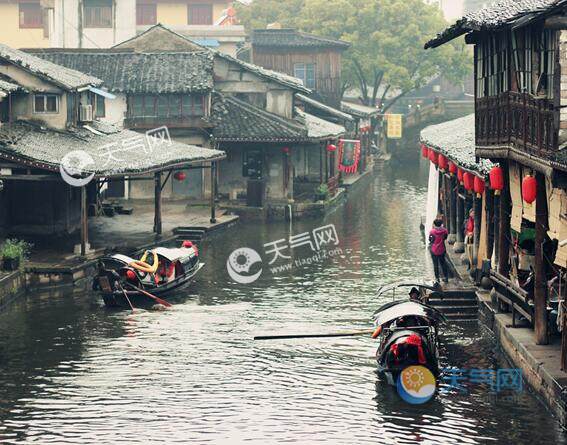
left=152, top=247, right=196, bottom=262
left=378, top=281, right=439, bottom=297
left=373, top=301, right=446, bottom=326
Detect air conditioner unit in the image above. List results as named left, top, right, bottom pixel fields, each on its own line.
left=79, top=104, right=93, bottom=122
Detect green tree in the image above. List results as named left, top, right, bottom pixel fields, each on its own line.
left=237, top=0, right=471, bottom=110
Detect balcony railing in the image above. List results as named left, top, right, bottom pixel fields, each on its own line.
left=476, top=91, right=557, bottom=155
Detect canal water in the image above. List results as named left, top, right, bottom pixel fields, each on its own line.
left=1, top=157, right=566, bottom=444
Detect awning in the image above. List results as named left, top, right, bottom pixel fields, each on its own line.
left=88, top=86, right=116, bottom=100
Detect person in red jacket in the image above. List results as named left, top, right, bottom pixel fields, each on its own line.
left=429, top=219, right=449, bottom=284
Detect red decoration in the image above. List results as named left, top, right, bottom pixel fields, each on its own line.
left=126, top=270, right=137, bottom=281
left=449, top=161, right=458, bottom=175
left=457, top=168, right=464, bottom=184
left=282, top=147, right=290, bottom=154
left=421, top=144, right=428, bottom=159
left=522, top=175, right=537, bottom=204
left=182, top=240, right=193, bottom=248
left=428, top=148, right=438, bottom=165
left=473, top=176, right=485, bottom=197
left=327, top=144, right=337, bottom=152
left=174, top=171, right=187, bottom=181
left=463, top=172, right=474, bottom=192
left=489, top=166, right=504, bottom=195
left=337, top=139, right=361, bottom=174
left=438, top=154, right=448, bottom=171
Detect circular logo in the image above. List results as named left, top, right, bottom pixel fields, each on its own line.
left=397, top=365, right=436, bottom=404
left=226, top=247, right=263, bottom=284
left=59, top=150, right=96, bottom=187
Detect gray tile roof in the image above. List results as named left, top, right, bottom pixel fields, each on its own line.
left=112, top=24, right=310, bottom=93
left=26, top=50, right=214, bottom=94
left=295, top=108, right=345, bottom=139
left=0, top=43, right=102, bottom=91
left=252, top=29, right=350, bottom=49
left=426, top=0, right=563, bottom=49
left=296, top=94, right=354, bottom=122
left=0, top=77, right=23, bottom=96
left=420, top=114, right=494, bottom=175
left=0, top=121, right=225, bottom=177
left=340, top=101, right=380, bottom=118
left=211, top=95, right=308, bottom=142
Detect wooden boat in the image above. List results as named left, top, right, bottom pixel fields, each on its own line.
left=93, top=241, right=204, bottom=308
left=373, top=282, right=446, bottom=386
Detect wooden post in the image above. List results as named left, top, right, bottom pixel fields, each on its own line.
left=154, top=171, right=162, bottom=235
left=210, top=161, right=217, bottom=224
left=443, top=174, right=451, bottom=231
left=498, top=162, right=511, bottom=277
left=473, top=192, right=482, bottom=266
left=319, top=144, right=323, bottom=184
left=534, top=172, right=549, bottom=345
left=449, top=175, right=457, bottom=244
left=493, top=191, right=501, bottom=267
left=486, top=189, right=495, bottom=262
left=454, top=185, right=465, bottom=253
left=80, top=185, right=88, bottom=256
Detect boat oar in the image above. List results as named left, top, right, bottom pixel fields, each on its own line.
left=254, top=329, right=376, bottom=341
left=123, top=282, right=173, bottom=308
left=117, top=282, right=135, bottom=312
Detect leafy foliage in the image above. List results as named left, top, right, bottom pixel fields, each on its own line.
left=237, top=0, right=471, bottom=108
left=0, top=238, right=32, bottom=261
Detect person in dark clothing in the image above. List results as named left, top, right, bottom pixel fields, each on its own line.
left=429, top=219, right=449, bottom=284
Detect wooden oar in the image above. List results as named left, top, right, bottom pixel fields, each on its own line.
left=123, top=282, right=173, bottom=308
left=117, top=282, right=135, bottom=312
left=254, top=329, right=375, bottom=341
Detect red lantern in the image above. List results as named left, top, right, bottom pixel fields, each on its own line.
left=126, top=270, right=137, bottom=281
left=428, top=148, right=438, bottom=165
left=473, top=176, right=485, bottom=197
left=174, top=171, right=187, bottom=181
left=457, top=168, right=464, bottom=184
left=327, top=144, right=337, bottom=152
left=489, top=166, right=504, bottom=195
left=449, top=161, right=458, bottom=176
left=282, top=147, right=290, bottom=154
left=463, top=172, right=474, bottom=192
left=522, top=175, right=537, bottom=204
left=421, top=144, right=428, bottom=158
left=438, top=154, right=448, bottom=171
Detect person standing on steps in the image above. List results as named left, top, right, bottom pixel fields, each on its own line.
left=429, top=219, right=449, bottom=285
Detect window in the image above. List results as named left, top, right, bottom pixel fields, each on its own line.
left=95, top=95, right=105, bottom=118
left=136, top=3, right=156, bottom=26
left=294, top=63, right=316, bottom=89
left=19, top=2, right=43, bottom=29
left=33, top=94, right=59, bottom=113
left=84, top=0, right=113, bottom=28
left=129, top=94, right=205, bottom=118
left=188, top=4, right=213, bottom=25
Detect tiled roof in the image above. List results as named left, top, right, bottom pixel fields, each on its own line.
left=420, top=114, right=494, bottom=175
left=340, top=101, right=380, bottom=118
left=296, top=94, right=354, bottom=121
left=26, top=50, right=214, bottom=94
left=211, top=95, right=308, bottom=142
left=0, top=121, right=225, bottom=176
left=295, top=108, right=345, bottom=139
left=252, top=29, right=350, bottom=49
left=111, top=24, right=310, bottom=93
left=0, top=43, right=101, bottom=90
left=0, top=77, right=23, bottom=96
left=426, top=0, right=563, bottom=49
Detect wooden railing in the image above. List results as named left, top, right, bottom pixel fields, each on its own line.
left=476, top=91, right=557, bottom=155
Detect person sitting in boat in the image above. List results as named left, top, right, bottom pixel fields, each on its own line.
left=155, top=258, right=177, bottom=285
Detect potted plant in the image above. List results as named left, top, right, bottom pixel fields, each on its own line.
left=315, top=184, right=329, bottom=202
left=1, top=239, right=32, bottom=271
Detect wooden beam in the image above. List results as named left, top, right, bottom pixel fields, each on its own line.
left=210, top=161, right=217, bottom=224
left=544, top=16, right=567, bottom=29
left=498, top=162, right=512, bottom=277
left=493, top=192, right=501, bottom=267
left=0, top=174, right=61, bottom=181
left=449, top=175, right=457, bottom=242
left=154, top=172, right=162, bottom=235
left=80, top=186, right=88, bottom=257
left=534, top=172, right=549, bottom=345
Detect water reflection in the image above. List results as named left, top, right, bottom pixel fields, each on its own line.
left=0, top=161, right=566, bottom=444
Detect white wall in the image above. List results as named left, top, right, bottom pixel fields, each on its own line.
left=101, top=93, right=127, bottom=127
